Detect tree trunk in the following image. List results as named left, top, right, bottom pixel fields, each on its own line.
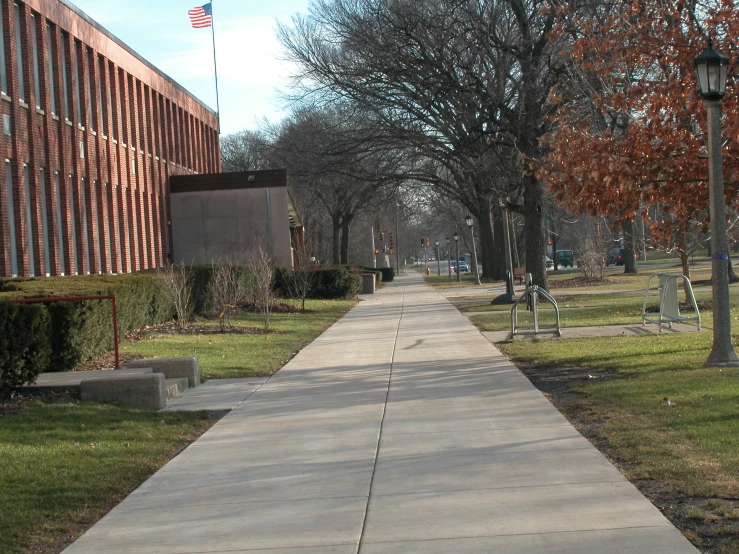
left=523, top=175, right=548, bottom=290
left=478, top=205, right=505, bottom=280
left=332, top=218, right=341, bottom=265
left=340, top=220, right=350, bottom=265
left=511, top=215, right=520, bottom=268
left=623, top=219, right=637, bottom=274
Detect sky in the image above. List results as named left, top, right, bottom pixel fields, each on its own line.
left=72, top=0, right=312, bottom=135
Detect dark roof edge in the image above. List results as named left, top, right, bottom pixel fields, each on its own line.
left=58, top=0, right=216, bottom=116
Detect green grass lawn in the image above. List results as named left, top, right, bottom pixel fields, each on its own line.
left=422, top=272, right=485, bottom=289
left=498, top=332, right=739, bottom=551
left=1, top=298, right=356, bottom=553
left=464, top=289, right=722, bottom=332
left=0, top=401, right=212, bottom=554
left=122, top=299, right=356, bottom=379
left=498, top=332, right=739, bottom=494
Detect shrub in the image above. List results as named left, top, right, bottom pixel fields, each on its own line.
left=377, top=267, right=395, bottom=283
left=0, top=302, right=51, bottom=396
left=310, top=267, right=362, bottom=299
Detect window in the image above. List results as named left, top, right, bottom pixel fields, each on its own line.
left=39, top=169, right=50, bottom=275
left=61, top=34, right=70, bottom=119
left=46, top=26, right=56, bottom=114
left=0, top=6, right=7, bottom=93
left=80, top=178, right=90, bottom=273
left=128, top=75, right=136, bottom=147
left=23, top=165, right=34, bottom=276
left=90, top=181, right=101, bottom=273
left=31, top=15, right=40, bottom=108
left=119, top=70, right=127, bottom=142
left=73, top=41, right=82, bottom=124
left=68, top=175, right=78, bottom=274
left=14, top=4, right=25, bottom=102
left=6, top=161, right=18, bottom=276
left=54, top=172, right=65, bottom=274
left=85, top=49, right=94, bottom=131
left=109, top=64, right=118, bottom=139
left=98, top=57, right=107, bottom=135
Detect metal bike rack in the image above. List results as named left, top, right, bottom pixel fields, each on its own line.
left=641, top=273, right=701, bottom=332
left=510, top=273, right=562, bottom=338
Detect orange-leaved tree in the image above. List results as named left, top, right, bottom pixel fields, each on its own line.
left=539, top=0, right=739, bottom=280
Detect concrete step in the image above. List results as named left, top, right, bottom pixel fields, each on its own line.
left=164, top=377, right=189, bottom=401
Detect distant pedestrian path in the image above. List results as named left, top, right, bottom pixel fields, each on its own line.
left=64, top=271, right=697, bottom=553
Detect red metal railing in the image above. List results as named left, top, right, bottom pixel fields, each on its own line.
left=9, top=295, right=119, bottom=369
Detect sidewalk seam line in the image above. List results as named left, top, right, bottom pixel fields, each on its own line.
left=356, top=286, right=406, bottom=554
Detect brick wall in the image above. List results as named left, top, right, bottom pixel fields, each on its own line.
left=0, top=0, right=220, bottom=277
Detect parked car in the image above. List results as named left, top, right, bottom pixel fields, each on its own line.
left=607, top=248, right=625, bottom=266
left=556, top=250, right=574, bottom=268
left=457, top=261, right=470, bottom=272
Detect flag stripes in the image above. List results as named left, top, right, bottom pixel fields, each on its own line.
left=188, top=3, right=212, bottom=28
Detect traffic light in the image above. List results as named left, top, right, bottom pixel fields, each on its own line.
left=374, top=249, right=379, bottom=254
left=380, top=232, right=385, bottom=241
left=389, top=232, right=394, bottom=249
left=421, top=238, right=425, bottom=247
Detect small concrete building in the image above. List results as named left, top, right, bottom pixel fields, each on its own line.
left=169, top=169, right=304, bottom=269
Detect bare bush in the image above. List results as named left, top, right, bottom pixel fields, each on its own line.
left=285, top=244, right=316, bottom=312
left=247, top=247, right=275, bottom=331
left=208, top=260, right=248, bottom=331
left=156, top=262, right=192, bottom=329
left=578, top=223, right=609, bottom=280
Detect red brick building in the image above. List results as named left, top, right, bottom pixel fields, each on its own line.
left=0, top=0, right=220, bottom=277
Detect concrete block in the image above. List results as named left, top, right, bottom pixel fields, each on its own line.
left=361, top=273, right=376, bottom=294
left=126, top=357, right=200, bottom=387
left=164, top=378, right=189, bottom=400
left=81, top=373, right=166, bottom=410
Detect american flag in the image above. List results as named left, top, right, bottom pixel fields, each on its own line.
left=188, top=3, right=212, bottom=28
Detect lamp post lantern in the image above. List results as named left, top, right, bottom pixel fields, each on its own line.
left=695, top=40, right=739, bottom=366
left=446, top=236, right=451, bottom=279
left=454, top=231, right=460, bottom=282
left=435, top=239, right=441, bottom=275
left=465, top=214, right=482, bottom=286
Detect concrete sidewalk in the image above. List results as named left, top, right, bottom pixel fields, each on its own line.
left=64, top=272, right=697, bottom=553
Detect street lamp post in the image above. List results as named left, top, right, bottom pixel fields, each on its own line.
left=454, top=231, right=460, bottom=282
left=435, top=239, right=441, bottom=275
left=446, top=236, right=451, bottom=279
left=695, top=40, right=739, bottom=366
left=465, top=214, right=482, bottom=286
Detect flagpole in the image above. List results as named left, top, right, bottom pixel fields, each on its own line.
left=209, top=1, right=221, bottom=134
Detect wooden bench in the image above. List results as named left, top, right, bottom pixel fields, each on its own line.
left=513, top=267, right=526, bottom=285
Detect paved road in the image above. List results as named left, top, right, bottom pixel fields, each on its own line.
left=64, top=271, right=697, bottom=553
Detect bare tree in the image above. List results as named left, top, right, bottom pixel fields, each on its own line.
left=247, top=246, right=275, bottom=331
left=285, top=241, right=316, bottom=312
left=156, top=262, right=192, bottom=329
left=221, top=129, right=272, bottom=172
left=208, top=260, right=248, bottom=331
left=278, top=0, right=566, bottom=287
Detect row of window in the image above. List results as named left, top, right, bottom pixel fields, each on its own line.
left=0, top=2, right=214, bottom=171
left=4, top=161, right=162, bottom=277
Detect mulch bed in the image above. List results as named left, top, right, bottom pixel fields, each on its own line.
left=549, top=276, right=635, bottom=289
left=516, top=362, right=738, bottom=553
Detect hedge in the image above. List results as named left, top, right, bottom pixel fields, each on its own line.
left=0, top=264, right=363, bottom=394
left=0, top=273, right=174, bottom=375
left=0, top=302, right=51, bottom=396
